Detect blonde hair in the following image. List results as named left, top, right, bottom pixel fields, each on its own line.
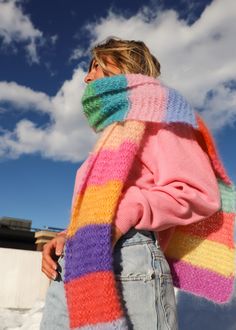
left=89, top=37, right=161, bottom=78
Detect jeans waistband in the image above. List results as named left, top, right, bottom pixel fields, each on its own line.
left=116, top=228, right=158, bottom=247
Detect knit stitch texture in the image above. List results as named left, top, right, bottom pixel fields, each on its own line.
left=64, top=74, right=235, bottom=329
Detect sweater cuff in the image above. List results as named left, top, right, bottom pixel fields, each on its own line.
left=114, top=195, right=143, bottom=235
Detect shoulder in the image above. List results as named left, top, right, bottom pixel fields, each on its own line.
left=141, top=121, right=197, bottom=148
left=137, top=121, right=206, bottom=170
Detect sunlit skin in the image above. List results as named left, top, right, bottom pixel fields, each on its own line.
left=41, top=57, right=123, bottom=280
left=84, top=57, right=122, bottom=83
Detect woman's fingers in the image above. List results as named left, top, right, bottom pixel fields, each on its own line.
left=41, top=236, right=66, bottom=280
left=42, top=264, right=57, bottom=280
left=42, top=239, right=58, bottom=279
left=55, top=236, right=66, bottom=256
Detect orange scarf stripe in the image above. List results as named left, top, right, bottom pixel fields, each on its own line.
left=196, top=115, right=231, bottom=185
left=65, top=271, right=124, bottom=328
left=176, top=211, right=235, bottom=248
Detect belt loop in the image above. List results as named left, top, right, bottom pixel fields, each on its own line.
left=151, top=231, right=160, bottom=248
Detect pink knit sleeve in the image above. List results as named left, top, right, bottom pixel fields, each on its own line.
left=114, top=123, right=221, bottom=234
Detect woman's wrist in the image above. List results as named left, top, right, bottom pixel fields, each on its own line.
left=112, top=225, right=123, bottom=248
left=56, top=230, right=67, bottom=237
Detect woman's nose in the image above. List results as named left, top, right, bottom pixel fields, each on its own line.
left=84, top=72, right=93, bottom=84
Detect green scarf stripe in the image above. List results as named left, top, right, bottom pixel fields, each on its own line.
left=218, top=180, right=236, bottom=213
left=82, top=75, right=129, bottom=132
left=82, top=83, right=103, bottom=128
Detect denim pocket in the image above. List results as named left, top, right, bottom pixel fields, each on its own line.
left=113, top=241, right=155, bottom=282
left=113, top=241, right=158, bottom=329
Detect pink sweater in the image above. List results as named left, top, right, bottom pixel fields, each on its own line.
left=71, top=123, right=220, bottom=250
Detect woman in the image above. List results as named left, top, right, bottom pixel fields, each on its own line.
left=41, top=38, right=235, bottom=330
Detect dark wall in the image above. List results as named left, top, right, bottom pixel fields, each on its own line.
left=0, top=227, right=36, bottom=250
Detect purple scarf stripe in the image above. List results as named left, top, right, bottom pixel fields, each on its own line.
left=168, top=258, right=234, bottom=303
left=64, top=224, right=113, bottom=283
left=165, top=88, right=197, bottom=127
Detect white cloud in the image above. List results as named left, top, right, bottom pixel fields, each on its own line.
left=200, top=83, right=236, bottom=131
left=83, top=0, right=236, bottom=130
left=0, top=0, right=43, bottom=63
left=0, top=69, right=96, bottom=162
left=0, top=82, right=52, bottom=112
left=0, top=0, right=236, bottom=162
left=69, top=48, right=85, bottom=62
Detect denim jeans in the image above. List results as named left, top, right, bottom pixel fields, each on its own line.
left=40, top=229, right=178, bottom=330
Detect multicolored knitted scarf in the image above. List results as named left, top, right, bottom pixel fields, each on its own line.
left=64, top=74, right=235, bottom=329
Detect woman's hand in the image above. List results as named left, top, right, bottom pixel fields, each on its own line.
left=112, top=225, right=123, bottom=248
left=41, top=226, right=122, bottom=279
left=41, top=233, right=66, bottom=280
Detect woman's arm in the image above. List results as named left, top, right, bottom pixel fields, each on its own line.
left=114, top=123, right=221, bottom=235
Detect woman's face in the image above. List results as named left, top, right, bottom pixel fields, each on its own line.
left=84, top=57, right=121, bottom=84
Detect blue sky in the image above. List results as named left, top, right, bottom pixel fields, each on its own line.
left=0, top=0, right=235, bottom=230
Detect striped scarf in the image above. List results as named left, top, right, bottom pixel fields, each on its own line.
left=64, top=74, right=235, bottom=329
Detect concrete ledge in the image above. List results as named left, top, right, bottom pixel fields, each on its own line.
left=0, top=247, right=50, bottom=308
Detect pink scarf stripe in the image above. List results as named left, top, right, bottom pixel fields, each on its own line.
left=126, top=75, right=167, bottom=122
left=76, top=141, right=140, bottom=190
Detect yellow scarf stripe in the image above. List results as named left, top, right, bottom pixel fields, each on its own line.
left=165, top=231, right=235, bottom=277
left=93, top=121, right=146, bottom=152
left=67, top=180, right=123, bottom=237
